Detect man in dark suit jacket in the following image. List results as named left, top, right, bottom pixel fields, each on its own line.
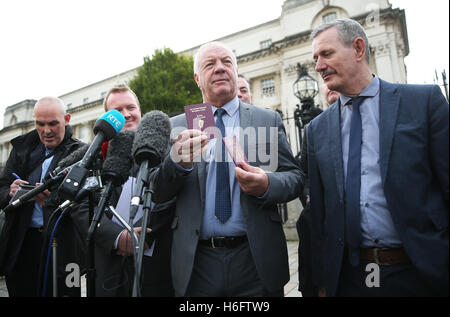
left=308, top=18, right=448, bottom=296
left=296, top=83, right=338, bottom=297
left=0, top=97, right=85, bottom=296
left=151, top=41, right=304, bottom=297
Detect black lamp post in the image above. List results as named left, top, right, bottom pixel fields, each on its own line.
left=292, top=63, right=321, bottom=154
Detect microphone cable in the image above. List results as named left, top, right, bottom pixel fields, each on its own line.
left=41, top=206, right=70, bottom=297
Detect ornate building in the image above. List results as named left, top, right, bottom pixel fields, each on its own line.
left=0, top=0, right=408, bottom=176
left=0, top=0, right=409, bottom=239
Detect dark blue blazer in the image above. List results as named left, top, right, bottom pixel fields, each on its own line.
left=307, top=79, right=449, bottom=296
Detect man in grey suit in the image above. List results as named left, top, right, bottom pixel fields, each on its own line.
left=151, top=41, right=304, bottom=296
left=308, top=18, right=448, bottom=296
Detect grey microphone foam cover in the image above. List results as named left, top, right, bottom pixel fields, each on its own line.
left=103, top=130, right=135, bottom=183
left=58, top=144, right=89, bottom=168
left=132, top=110, right=172, bottom=166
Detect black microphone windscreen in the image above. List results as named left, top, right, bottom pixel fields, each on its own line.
left=58, top=144, right=89, bottom=168
left=132, top=110, right=172, bottom=165
left=103, top=130, right=135, bottom=183
left=92, top=110, right=126, bottom=141
left=93, top=119, right=118, bottom=141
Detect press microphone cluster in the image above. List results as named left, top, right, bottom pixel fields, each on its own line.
left=57, top=110, right=125, bottom=202
left=3, top=145, right=91, bottom=213
left=87, top=129, right=135, bottom=240
left=128, top=110, right=172, bottom=225
left=4, top=110, right=126, bottom=214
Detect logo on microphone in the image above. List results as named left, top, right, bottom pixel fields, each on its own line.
left=98, top=109, right=125, bottom=134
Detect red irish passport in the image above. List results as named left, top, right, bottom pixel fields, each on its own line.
left=184, top=103, right=218, bottom=139
left=223, top=136, right=248, bottom=169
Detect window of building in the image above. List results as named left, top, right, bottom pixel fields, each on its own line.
left=67, top=103, right=72, bottom=109
left=79, top=125, right=88, bottom=141
left=101, top=91, right=107, bottom=99
left=83, top=97, right=89, bottom=104
left=261, top=78, right=275, bottom=98
left=9, top=115, right=17, bottom=126
left=260, top=39, right=272, bottom=50
left=323, top=12, right=337, bottom=24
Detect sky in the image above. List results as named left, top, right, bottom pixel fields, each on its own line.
left=0, top=0, right=448, bottom=128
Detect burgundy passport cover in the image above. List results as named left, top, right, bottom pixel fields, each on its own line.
left=184, top=103, right=218, bottom=139
left=223, top=136, right=248, bottom=168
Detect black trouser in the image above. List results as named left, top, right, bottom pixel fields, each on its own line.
left=336, top=256, right=446, bottom=297
left=184, top=241, right=283, bottom=297
left=6, top=228, right=82, bottom=297
left=5, top=228, right=43, bottom=297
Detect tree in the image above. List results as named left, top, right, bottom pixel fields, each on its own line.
left=129, top=48, right=202, bottom=116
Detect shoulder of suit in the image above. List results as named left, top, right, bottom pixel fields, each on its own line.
left=380, top=78, right=437, bottom=94
left=242, top=102, right=279, bottom=118
left=170, top=113, right=187, bottom=127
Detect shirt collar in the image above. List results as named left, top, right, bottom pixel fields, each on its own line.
left=45, top=147, right=54, bottom=156
left=212, top=96, right=240, bottom=117
left=339, top=75, right=380, bottom=107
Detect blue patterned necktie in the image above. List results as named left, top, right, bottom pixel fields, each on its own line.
left=345, top=97, right=365, bottom=266
left=215, top=108, right=232, bottom=223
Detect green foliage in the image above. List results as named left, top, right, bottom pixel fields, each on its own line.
left=129, top=48, right=202, bottom=116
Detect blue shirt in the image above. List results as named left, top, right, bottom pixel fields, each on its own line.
left=30, top=148, right=54, bottom=228
left=171, top=97, right=247, bottom=238
left=340, top=76, right=402, bottom=248
left=201, top=97, right=246, bottom=239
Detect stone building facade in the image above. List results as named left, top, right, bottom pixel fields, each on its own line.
left=0, top=0, right=409, bottom=238
left=0, top=0, right=409, bottom=172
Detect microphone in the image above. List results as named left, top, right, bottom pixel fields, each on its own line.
left=4, top=145, right=90, bottom=212
left=57, top=110, right=125, bottom=202
left=44, top=144, right=89, bottom=182
left=87, top=130, right=135, bottom=240
left=128, top=111, right=171, bottom=225
left=58, top=144, right=90, bottom=169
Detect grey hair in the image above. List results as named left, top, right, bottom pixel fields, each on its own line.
left=311, top=18, right=370, bottom=63
left=193, top=41, right=237, bottom=75
left=34, top=96, right=67, bottom=115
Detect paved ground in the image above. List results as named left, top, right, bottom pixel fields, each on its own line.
left=0, top=241, right=301, bottom=297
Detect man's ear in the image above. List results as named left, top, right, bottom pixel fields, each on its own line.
left=64, top=113, right=71, bottom=125
left=194, top=73, right=200, bottom=88
left=353, top=37, right=367, bottom=62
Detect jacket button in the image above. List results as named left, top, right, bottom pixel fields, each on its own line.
left=195, top=229, right=200, bottom=236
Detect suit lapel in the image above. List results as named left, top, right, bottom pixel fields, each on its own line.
left=239, top=101, right=252, bottom=159
left=379, top=80, right=400, bottom=186
left=329, top=101, right=345, bottom=200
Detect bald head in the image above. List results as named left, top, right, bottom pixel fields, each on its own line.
left=194, top=42, right=237, bottom=76
left=34, top=96, right=67, bottom=116
left=193, top=41, right=239, bottom=107
left=33, top=96, right=71, bottom=149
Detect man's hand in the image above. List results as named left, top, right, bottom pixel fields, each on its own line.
left=9, top=179, right=29, bottom=198
left=34, top=183, right=50, bottom=206
left=171, top=130, right=209, bottom=169
left=116, top=227, right=152, bottom=256
left=235, top=161, right=269, bottom=197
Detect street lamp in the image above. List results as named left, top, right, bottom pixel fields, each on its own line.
left=292, top=63, right=321, bottom=155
